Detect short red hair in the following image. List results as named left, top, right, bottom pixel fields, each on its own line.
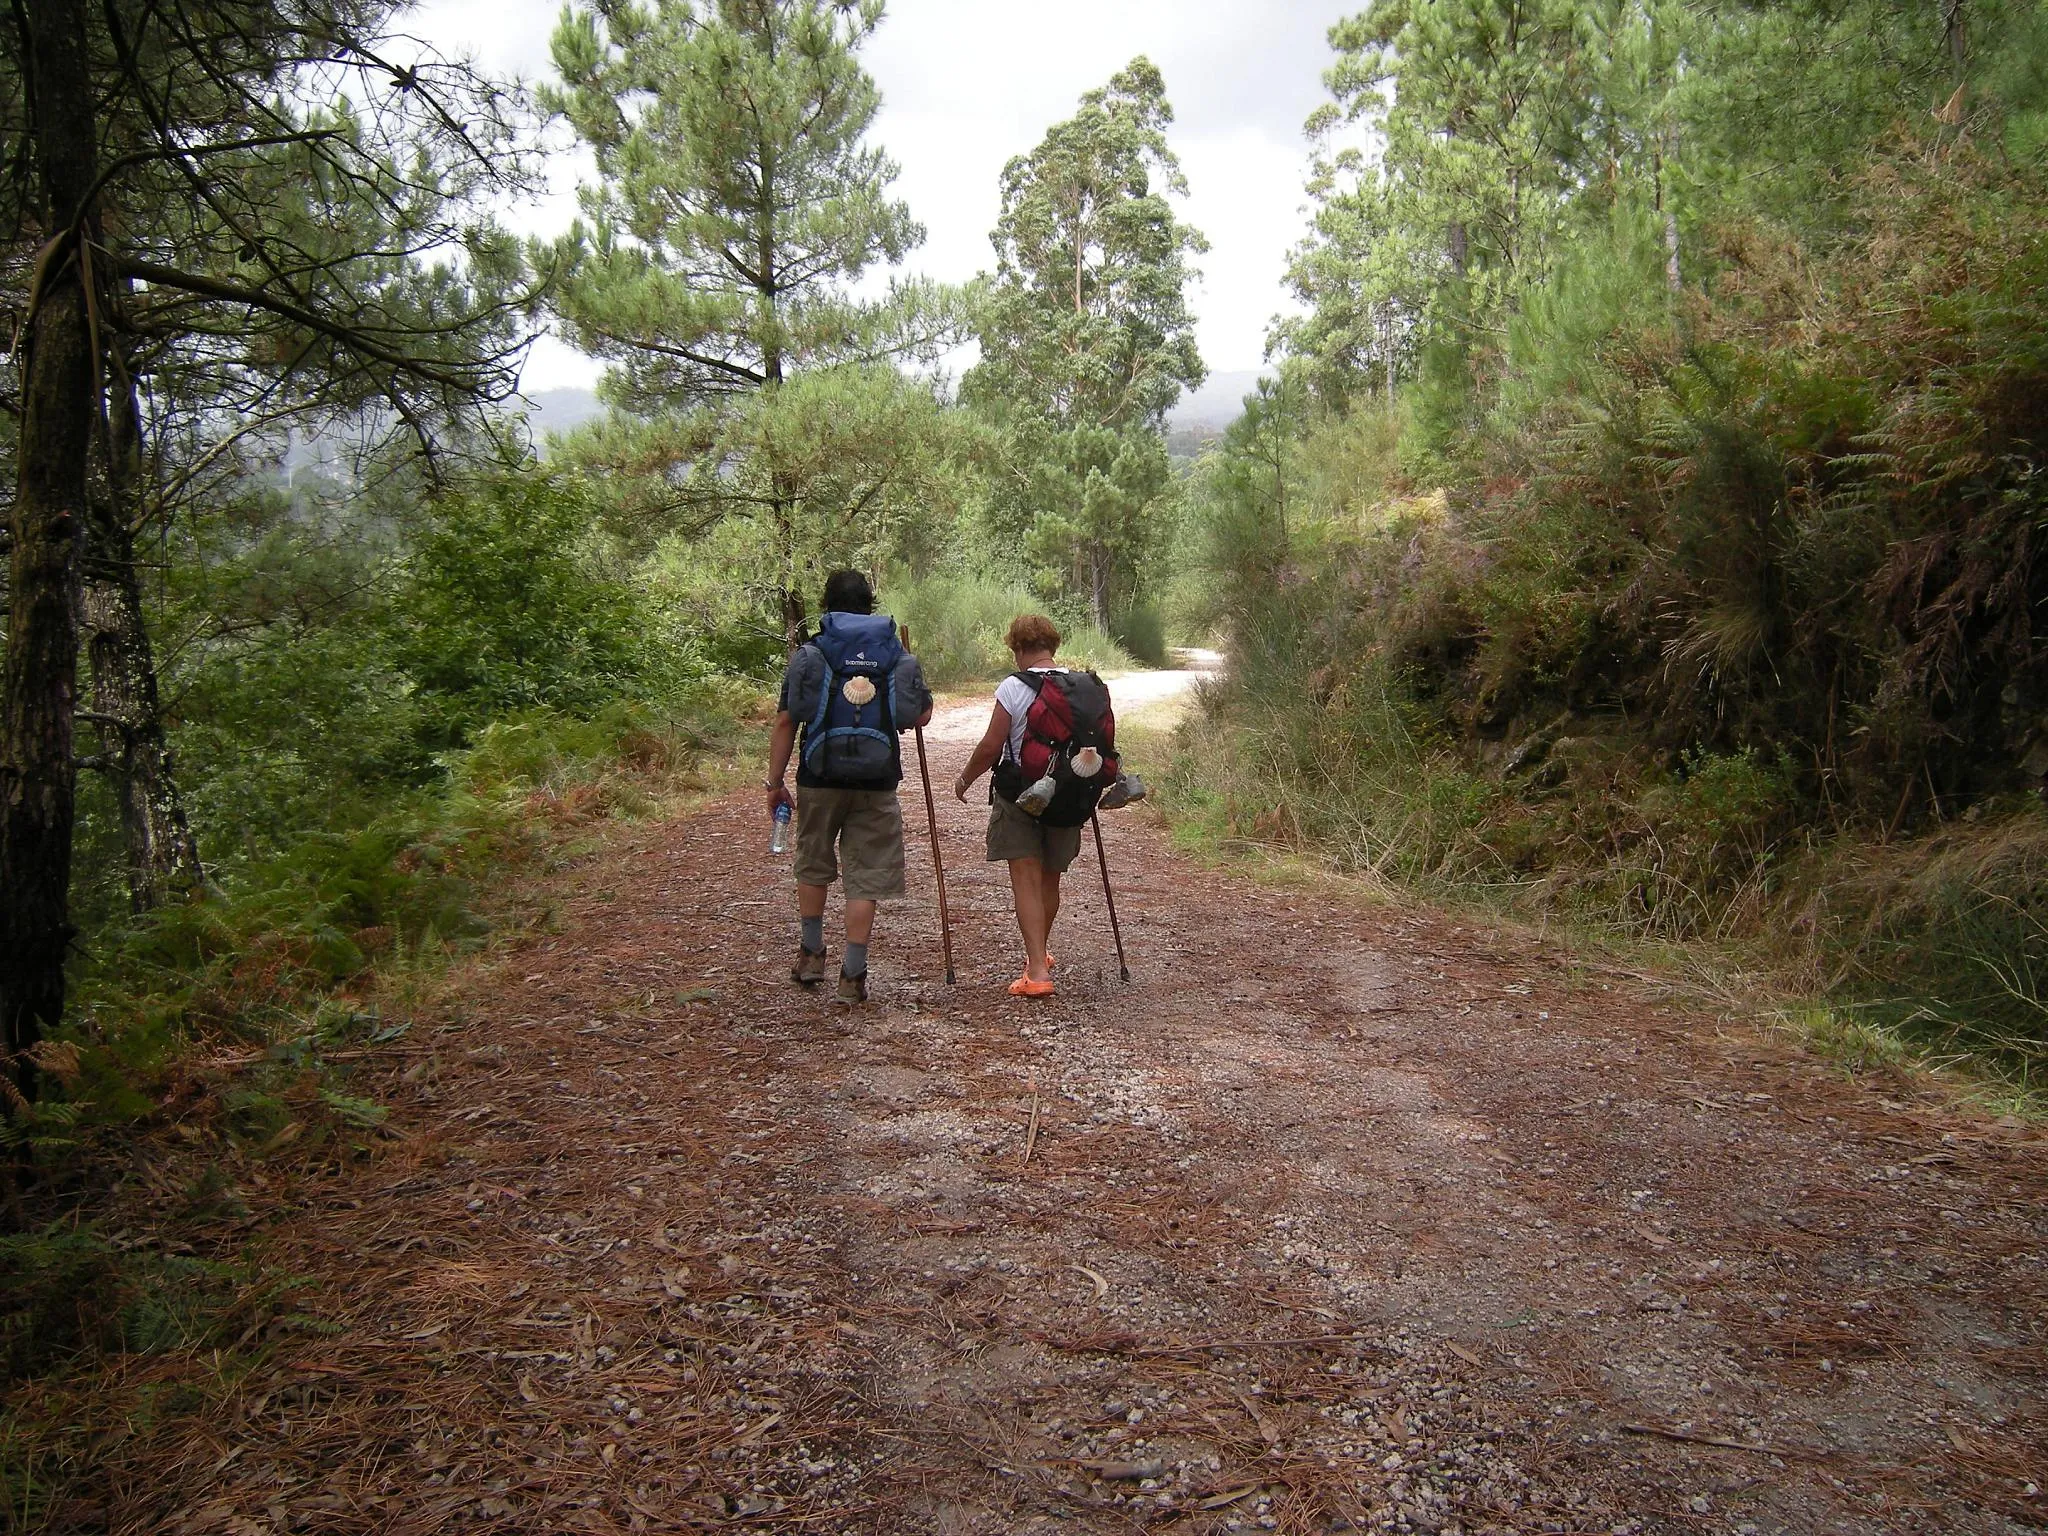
left=1004, top=613, right=1061, bottom=655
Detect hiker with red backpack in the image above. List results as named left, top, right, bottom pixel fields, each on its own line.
left=766, top=570, right=934, bottom=1005
left=953, top=614, right=1122, bottom=998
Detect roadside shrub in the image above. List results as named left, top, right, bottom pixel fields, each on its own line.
left=398, top=475, right=661, bottom=740
left=890, top=571, right=1134, bottom=686
left=1112, top=601, right=1168, bottom=667
left=1176, top=150, right=2048, bottom=1084
left=1785, top=808, right=2048, bottom=1086
left=889, top=571, right=1029, bottom=684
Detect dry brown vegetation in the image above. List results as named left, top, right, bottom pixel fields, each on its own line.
left=8, top=710, right=2044, bottom=1534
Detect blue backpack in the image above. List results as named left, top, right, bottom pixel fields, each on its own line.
left=801, top=612, right=904, bottom=786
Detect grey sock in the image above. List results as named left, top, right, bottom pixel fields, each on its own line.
left=841, top=941, right=869, bottom=979
left=801, top=916, right=824, bottom=954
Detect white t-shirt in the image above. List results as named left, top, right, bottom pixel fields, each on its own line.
left=995, top=667, right=1069, bottom=763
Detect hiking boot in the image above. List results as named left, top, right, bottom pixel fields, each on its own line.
left=833, top=970, right=869, bottom=1006
left=791, top=946, right=828, bottom=986
left=1099, top=771, right=1148, bottom=810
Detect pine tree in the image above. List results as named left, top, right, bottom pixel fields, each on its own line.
left=1280, top=0, right=1598, bottom=401
left=543, top=0, right=958, bottom=638
left=1, top=0, right=531, bottom=1093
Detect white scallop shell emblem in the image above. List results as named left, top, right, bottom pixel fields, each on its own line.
left=841, top=675, right=877, bottom=706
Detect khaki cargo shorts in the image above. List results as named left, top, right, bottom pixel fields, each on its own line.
left=985, top=793, right=1082, bottom=874
left=795, top=787, right=906, bottom=900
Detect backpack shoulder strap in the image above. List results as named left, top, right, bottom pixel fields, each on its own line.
left=802, top=640, right=837, bottom=740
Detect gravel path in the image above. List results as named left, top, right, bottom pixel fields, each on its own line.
left=103, top=721, right=2047, bottom=1536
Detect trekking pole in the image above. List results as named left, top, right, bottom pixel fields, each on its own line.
left=900, top=626, right=956, bottom=985
left=1090, top=813, right=1130, bottom=983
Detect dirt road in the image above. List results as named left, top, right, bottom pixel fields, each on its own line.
left=109, top=697, right=2046, bottom=1535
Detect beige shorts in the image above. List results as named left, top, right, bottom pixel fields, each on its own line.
left=795, top=787, right=906, bottom=900
left=985, top=794, right=1082, bottom=874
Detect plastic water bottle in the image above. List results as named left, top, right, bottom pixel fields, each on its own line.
left=770, top=801, right=793, bottom=853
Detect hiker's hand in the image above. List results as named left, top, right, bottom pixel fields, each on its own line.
left=952, top=772, right=971, bottom=803
left=766, top=783, right=794, bottom=815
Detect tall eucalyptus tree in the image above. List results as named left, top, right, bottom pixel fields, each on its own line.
left=966, top=58, right=1206, bottom=631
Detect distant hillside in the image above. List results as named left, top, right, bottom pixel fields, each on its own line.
left=1167, top=369, right=1266, bottom=433
left=1167, top=423, right=1224, bottom=465
left=512, top=372, right=1264, bottom=447
left=519, top=388, right=607, bottom=448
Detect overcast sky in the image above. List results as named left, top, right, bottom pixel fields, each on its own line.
left=405, top=0, right=1356, bottom=396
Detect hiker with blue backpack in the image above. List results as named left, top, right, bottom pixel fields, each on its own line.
left=765, top=570, right=934, bottom=1005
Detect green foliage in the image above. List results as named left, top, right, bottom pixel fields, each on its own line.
left=1285, top=0, right=1623, bottom=403
left=966, top=57, right=1206, bottom=630
left=889, top=572, right=1133, bottom=688
left=1111, top=601, right=1168, bottom=668
left=141, top=470, right=683, bottom=883
left=544, top=0, right=934, bottom=406
left=1789, top=812, right=2048, bottom=1088
left=396, top=476, right=658, bottom=738
left=542, top=0, right=964, bottom=626
left=970, top=56, right=1207, bottom=434
left=51, top=444, right=751, bottom=1204
left=1191, top=0, right=2048, bottom=1077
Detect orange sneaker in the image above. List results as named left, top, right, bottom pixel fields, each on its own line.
left=1007, top=974, right=1056, bottom=998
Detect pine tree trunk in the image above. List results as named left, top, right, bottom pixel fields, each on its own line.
left=781, top=586, right=807, bottom=653
left=771, top=463, right=806, bottom=653
left=1090, top=548, right=1109, bottom=633
left=83, top=537, right=200, bottom=910
left=82, top=329, right=201, bottom=911
left=1656, top=146, right=1681, bottom=293
left=3, top=0, right=99, bottom=1101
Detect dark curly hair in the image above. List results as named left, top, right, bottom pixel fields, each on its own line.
left=821, top=569, right=874, bottom=615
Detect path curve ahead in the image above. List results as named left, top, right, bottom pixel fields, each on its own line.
left=112, top=712, right=2047, bottom=1536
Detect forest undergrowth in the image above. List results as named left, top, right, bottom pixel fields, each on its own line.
left=1170, top=142, right=2048, bottom=1108
left=1, top=692, right=756, bottom=1383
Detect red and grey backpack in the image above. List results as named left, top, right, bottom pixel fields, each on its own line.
left=992, top=669, right=1120, bottom=828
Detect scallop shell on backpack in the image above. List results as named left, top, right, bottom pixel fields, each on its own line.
left=841, top=675, right=877, bottom=706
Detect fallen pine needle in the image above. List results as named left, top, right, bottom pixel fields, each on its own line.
left=1067, top=1263, right=1109, bottom=1300
left=1621, top=1422, right=1809, bottom=1460
left=1021, top=1079, right=1041, bottom=1166
left=1199, top=1484, right=1264, bottom=1511
left=1131, top=1331, right=1371, bottom=1355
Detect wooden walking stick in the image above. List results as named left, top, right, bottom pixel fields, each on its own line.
left=1090, top=813, right=1130, bottom=983
left=899, top=626, right=955, bottom=985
